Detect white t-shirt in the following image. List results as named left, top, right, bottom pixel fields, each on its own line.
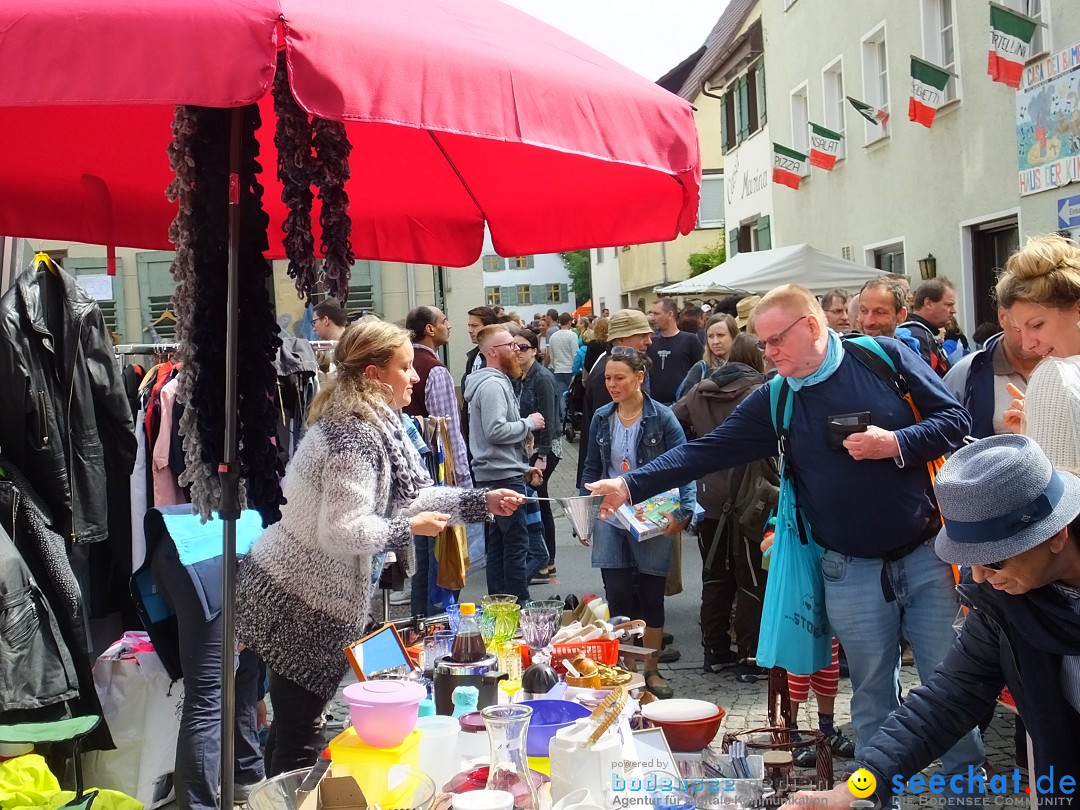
left=547, top=329, right=579, bottom=374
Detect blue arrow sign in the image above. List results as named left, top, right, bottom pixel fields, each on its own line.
left=1059, top=194, right=1080, bottom=229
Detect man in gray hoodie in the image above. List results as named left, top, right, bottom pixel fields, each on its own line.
left=464, top=325, right=546, bottom=601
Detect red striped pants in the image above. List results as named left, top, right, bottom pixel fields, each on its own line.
left=786, top=638, right=840, bottom=702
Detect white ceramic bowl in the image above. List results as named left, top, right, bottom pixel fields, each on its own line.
left=640, top=698, right=720, bottom=723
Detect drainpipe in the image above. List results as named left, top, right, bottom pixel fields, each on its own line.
left=405, top=262, right=417, bottom=309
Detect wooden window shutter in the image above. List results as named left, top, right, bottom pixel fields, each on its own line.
left=728, top=227, right=740, bottom=258
left=756, top=216, right=772, bottom=250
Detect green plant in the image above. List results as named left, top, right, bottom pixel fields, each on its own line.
left=561, top=249, right=592, bottom=302
left=687, top=239, right=725, bottom=278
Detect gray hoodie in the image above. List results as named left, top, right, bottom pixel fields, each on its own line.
left=463, top=367, right=539, bottom=483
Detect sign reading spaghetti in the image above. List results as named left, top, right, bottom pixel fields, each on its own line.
left=1017, top=42, right=1080, bottom=195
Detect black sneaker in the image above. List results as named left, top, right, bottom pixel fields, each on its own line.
left=733, top=663, right=769, bottom=683
left=662, top=632, right=675, bottom=646
left=702, top=649, right=740, bottom=673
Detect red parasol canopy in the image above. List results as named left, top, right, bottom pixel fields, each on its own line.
left=0, top=0, right=700, bottom=265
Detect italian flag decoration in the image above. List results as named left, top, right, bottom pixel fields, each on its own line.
left=808, top=123, right=843, bottom=170
left=847, top=96, right=890, bottom=127
left=773, top=143, right=807, bottom=189
left=988, top=3, right=1037, bottom=89
left=909, top=56, right=951, bottom=128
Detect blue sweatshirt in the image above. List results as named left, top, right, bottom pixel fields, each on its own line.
left=622, top=337, right=970, bottom=558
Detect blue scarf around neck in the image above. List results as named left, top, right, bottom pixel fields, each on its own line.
left=785, top=330, right=843, bottom=391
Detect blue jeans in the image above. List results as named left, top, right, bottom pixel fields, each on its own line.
left=822, top=542, right=984, bottom=782
left=410, top=535, right=441, bottom=616
left=151, top=540, right=264, bottom=810
left=479, top=476, right=531, bottom=602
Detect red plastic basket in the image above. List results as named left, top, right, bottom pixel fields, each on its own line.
left=520, top=638, right=620, bottom=674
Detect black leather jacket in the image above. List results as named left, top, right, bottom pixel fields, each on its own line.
left=0, top=265, right=136, bottom=544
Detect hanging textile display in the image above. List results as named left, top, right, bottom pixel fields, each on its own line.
left=167, top=104, right=285, bottom=526
left=273, top=51, right=355, bottom=304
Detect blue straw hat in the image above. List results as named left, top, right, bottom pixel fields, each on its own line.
left=935, top=434, right=1080, bottom=566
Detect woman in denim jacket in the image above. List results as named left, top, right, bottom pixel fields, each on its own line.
left=580, top=348, right=696, bottom=699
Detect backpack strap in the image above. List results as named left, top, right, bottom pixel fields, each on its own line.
left=841, top=334, right=909, bottom=400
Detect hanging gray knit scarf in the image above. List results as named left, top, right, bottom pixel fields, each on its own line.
left=355, top=400, right=433, bottom=510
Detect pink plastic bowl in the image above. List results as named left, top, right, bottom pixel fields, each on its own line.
left=342, top=679, right=426, bottom=748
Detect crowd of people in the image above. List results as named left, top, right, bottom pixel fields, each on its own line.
left=184, top=231, right=1080, bottom=805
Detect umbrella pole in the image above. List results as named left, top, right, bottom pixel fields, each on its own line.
left=219, top=105, right=244, bottom=810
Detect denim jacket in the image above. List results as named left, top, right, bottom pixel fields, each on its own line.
left=581, top=394, right=697, bottom=522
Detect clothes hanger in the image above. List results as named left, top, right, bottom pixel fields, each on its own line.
left=33, top=252, right=59, bottom=275
left=151, top=309, right=176, bottom=327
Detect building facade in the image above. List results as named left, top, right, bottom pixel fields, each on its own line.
left=763, top=0, right=1079, bottom=332
left=480, top=248, right=575, bottom=316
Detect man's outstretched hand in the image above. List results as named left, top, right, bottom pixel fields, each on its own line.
left=584, top=477, right=630, bottom=519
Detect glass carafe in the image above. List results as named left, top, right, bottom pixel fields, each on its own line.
left=481, top=704, right=540, bottom=810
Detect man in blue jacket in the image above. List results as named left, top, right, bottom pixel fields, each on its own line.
left=587, top=284, right=984, bottom=782
left=779, top=435, right=1080, bottom=810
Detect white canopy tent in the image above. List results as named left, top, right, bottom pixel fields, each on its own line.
left=659, top=243, right=882, bottom=297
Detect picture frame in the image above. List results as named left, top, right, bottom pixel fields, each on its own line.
left=343, top=623, right=415, bottom=681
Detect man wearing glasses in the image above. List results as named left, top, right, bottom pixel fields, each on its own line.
left=463, top=325, right=546, bottom=601
left=312, top=299, right=348, bottom=341
left=820, top=289, right=852, bottom=333
left=587, top=284, right=984, bottom=790
left=781, top=435, right=1080, bottom=810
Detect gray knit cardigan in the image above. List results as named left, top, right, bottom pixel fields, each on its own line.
left=236, top=412, right=488, bottom=699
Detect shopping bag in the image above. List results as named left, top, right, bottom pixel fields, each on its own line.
left=82, top=632, right=181, bottom=809
left=755, top=474, right=831, bottom=675
left=435, top=525, right=470, bottom=591
left=664, top=533, right=683, bottom=597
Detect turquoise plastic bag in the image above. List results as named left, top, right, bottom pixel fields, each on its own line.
left=754, top=466, right=831, bottom=674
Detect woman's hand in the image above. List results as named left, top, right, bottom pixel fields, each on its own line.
left=1002, top=382, right=1025, bottom=434
left=525, top=467, right=544, bottom=487
left=411, top=511, right=451, bottom=536
left=486, top=488, right=525, bottom=516
left=663, top=516, right=690, bottom=537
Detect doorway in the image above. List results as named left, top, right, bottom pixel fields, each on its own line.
left=970, top=218, right=1019, bottom=329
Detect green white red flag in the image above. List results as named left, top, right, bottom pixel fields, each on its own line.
left=773, top=143, right=807, bottom=189
left=988, top=3, right=1037, bottom=89
left=808, top=123, right=843, bottom=170
left=846, top=96, right=890, bottom=127
left=909, top=56, right=950, bottom=128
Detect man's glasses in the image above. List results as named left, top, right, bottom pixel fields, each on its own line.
left=488, top=341, right=519, bottom=351
left=516, top=343, right=534, bottom=352
left=755, top=315, right=808, bottom=351
left=825, top=307, right=847, bottom=315
left=610, top=346, right=641, bottom=358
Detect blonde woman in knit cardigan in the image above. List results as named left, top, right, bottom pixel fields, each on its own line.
left=237, top=319, right=524, bottom=776
left=999, top=233, right=1080, bottom=467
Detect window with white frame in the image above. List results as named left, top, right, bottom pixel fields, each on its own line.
left=861, top=25, right=890, bottom=144
left=719, top=58, right=767, bottom=154
left=1005, top=0, right=1049, bottom=58
left=868, top=242, right=905, bottom=275
left=790, top=83, right=809, bottom=157
left=821, top=58, right=847, bottom=161
left=697, top=174, right=725, bottom=229
left=922, top=0, right=960, bottom=103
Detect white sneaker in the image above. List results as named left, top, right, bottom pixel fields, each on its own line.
left=389, top=589, right=411, bottom=606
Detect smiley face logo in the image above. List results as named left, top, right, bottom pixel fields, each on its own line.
left=847, top=769, right=876, bottom=799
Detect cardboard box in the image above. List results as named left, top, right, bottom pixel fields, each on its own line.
left=296, top=760, right=369, bottom=810
left=614, top=489, right=682, bottom=541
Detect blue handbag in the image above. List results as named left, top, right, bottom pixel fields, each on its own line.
left=755, top=378, right=832, bottom=674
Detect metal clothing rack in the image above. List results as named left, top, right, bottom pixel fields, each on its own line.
left=114, top=339, right=338, bottom=355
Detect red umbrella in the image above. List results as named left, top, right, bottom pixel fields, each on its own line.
left=0, top=2, right=699, bottom=800
left=0, top=0, right=700, bottom=264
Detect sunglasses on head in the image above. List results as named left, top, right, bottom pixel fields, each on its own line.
left=610, top=346, right=640, bottom=358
